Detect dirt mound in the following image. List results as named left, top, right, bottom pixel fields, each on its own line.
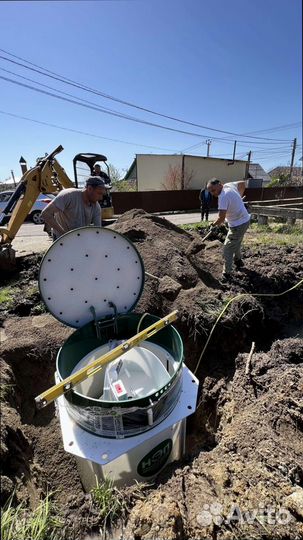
left=114, top=210, right=303, bottom=368
left=0, top=253, right=46, bottom=324
left=125, top=338, right=303, bottom=540
left=1, top=210, right=303, bottom=539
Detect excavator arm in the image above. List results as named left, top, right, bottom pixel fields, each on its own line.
left=0, top=144, right=115, bottom=271
left=0, top=145, right=74, bottom=246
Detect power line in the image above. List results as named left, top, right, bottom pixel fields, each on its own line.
left=0, top=74, right=218, bottom=139
left=253, top=153, right=292, bottom=159
left=0, top=49, right=292, bottom=143
left=257, top=155, right=292, bottom=162
left=2, top=73, right=293, bottom=145
left=187, top=148, right=294, bottom=162
left=207, top=147, right=292, bottom=157
left=250, top=147, right=292, bottom=154
left=0, top=66, right=146, bottom=121
left=241, top=122, right=302, bottom=136
left=2, top=108, right=300, bottom=164
left=180, top=138, right=292, bottom=153
left=0, top=109, right=179, bottom=152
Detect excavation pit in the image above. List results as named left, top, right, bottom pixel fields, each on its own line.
left=1, top=210, right=303, bottom=539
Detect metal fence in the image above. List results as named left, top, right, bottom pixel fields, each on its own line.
left=112, top=187, right=302, bottom=214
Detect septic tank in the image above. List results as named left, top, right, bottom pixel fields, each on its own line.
left=39, top=227, right=198, bottom=488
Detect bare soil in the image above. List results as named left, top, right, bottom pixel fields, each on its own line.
left=1, top=209, right=303, bottom=539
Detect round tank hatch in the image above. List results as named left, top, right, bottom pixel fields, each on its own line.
left=56, top=313, right=184, bottom=438
left=39, top=227, right=145, bottom=328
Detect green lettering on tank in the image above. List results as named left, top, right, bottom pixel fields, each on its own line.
left=137, top=439, right=173, bottom=477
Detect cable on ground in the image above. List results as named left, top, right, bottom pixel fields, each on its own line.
left=194, top=278, right=303, bottom=375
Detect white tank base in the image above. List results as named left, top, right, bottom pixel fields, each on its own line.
left=55, top=365, right=198, bottom=490
left=76, top=419, right=186, bottom=490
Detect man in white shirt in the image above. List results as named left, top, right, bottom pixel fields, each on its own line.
left=206, top=178, right=250, bottom=280
left=41, top=176, right=106, bottom=240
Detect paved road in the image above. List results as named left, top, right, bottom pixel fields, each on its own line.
left=12, top=211, right=218, bottom=256
left=161, top=211, right=217, bottom=226
left=12, top=223, right=52, bottom=256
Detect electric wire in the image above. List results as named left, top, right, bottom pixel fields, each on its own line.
left=180, top=138, right=292, bottom=153
left=0, top=109, right=178, bottom=152
left=183, top=143, right=292, bottom=154
left=136, top=312, right=151, bottom=334
left=0, top=54, right=299, bottom=167
left=2, top=72, right=294, bottom=147
left=194, top=278, right=303, bottom=375
left=0, top=50, right=292, bottom=143
left=0, top=66, right=148, bottom=120
left=180, top=138, right=300, bottom=162
left=241, top=122, right=302, bottom=136
left=211, top=146, right=291, bottom=156
left=1, top=108, right=296, bottom=167
left=184, top=148, right=295, bottom=161
left=3, top=74, right=260, bottom=142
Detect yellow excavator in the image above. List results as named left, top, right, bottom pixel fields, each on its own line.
left=0, top=145, right=114, bottom=270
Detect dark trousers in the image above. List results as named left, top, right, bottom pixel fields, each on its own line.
left=201, top=205, right=210, bottom=221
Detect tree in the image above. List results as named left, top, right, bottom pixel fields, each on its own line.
left=108, top=163, right=123, bottom=184
left=161, top=164, right=193, bottom=190
left=108, top=163, right=136, bottom=192
left=267, top=173, right=290, bottom=187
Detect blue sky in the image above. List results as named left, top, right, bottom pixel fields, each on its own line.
left=0, top=0, right=302, bottom=182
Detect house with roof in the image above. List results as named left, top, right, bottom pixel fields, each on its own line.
left=268, top=166, right=302, bottom=186
left=125, top=154, right=270, bottom=191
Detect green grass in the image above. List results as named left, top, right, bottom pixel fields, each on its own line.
left=0, top=282, right=44, bottom=314
left=181, top=221, right=211, bottom=232
left=0, top=287, right=15, bottom=307
left=1, top=494, right=63, bottom=540
left=181, top=220, right=303, bottom=248
left=91, top=477, right=125, bottom=524
left=31, top=302, right=47, bottom=315
left=245, top=222, right=303, bottom=247
left=196, top=296, right=224, bottom=317
left=26, top=285, right=39, bottom=298
left=0, top=383, right=15, bottom=402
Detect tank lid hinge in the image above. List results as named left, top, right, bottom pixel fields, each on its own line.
left=90, top=301, right=119, bottom=339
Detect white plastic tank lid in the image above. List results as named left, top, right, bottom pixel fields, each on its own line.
left=39, top=227, right=145, bottom=328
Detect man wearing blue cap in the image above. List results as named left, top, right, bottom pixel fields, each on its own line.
left=41, top=176, right=106, bottom=239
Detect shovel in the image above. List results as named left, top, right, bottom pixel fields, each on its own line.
left=200, top=228, right=215, bottom=242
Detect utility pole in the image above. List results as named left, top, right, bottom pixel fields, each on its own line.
left=206, top=139, right=212, bottom=157
left=289, top=138, right=297, bottom=182
left=244, top=151, right=252, bottom=180
left=181, top=154, right=185, bottom=190
left=232, top=141, right=237, bottom=161
left=10, top=170, right=16, bottom=187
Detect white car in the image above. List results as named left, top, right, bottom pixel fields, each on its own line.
left=0, top=191, right=55, bottom=224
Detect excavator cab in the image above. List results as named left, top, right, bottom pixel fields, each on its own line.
left=73, top=153, right=114, bottom=220
left=0, top=146, right=116, bottom=270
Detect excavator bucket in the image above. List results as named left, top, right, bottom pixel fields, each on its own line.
left=0, top=245, right=16, bottom=272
